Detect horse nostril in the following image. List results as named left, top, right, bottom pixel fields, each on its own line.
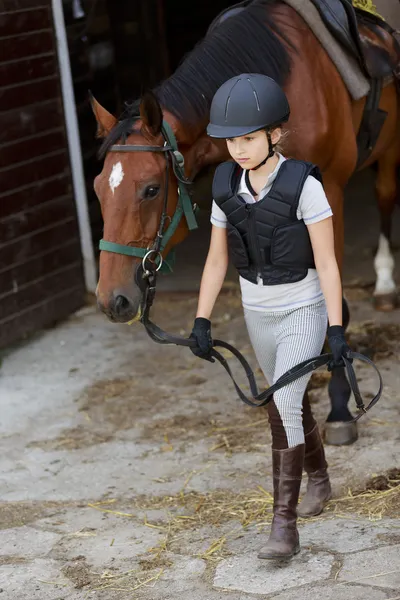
left=114, top=294, right=131, bottom=314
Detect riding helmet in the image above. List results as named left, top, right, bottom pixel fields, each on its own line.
left=207, top=73, right=290, bottom=139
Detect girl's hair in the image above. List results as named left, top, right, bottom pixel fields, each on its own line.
left=265, top=125, right=290, bottom=154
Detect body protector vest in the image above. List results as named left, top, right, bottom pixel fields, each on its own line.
left=212, top=159, right=323, bottom=285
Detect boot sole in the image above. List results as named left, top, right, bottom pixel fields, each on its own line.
left=258, top=544, right=300, bottom=560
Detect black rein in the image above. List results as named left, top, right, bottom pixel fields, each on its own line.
left=139, top=271, right=383, bottom=422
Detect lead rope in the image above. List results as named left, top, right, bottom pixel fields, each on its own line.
left=139, top=273, right=383, bottom=420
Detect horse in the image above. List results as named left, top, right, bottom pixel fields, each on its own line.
left=92, top=0, right=400, bottom=446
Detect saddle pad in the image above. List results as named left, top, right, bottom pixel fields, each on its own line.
left=282, top=0, right=370, bottom=99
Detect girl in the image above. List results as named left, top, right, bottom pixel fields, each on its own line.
left=189, top=73, right=352, bottom=560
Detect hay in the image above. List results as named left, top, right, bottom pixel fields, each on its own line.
left=88, top=468, right=400, bottom=565
left=141, top=486, right=275, bottom=562
left=90, top=567, right=164, bottom=594
left=333, top=488, right=400, bottom=520
left=140, top=486, right=274, bottom=530
left=329, top=469, right=400, bottom=521
left=331, top=468, right=400, bottom=521
left=88, top=488, right=274, bottom=564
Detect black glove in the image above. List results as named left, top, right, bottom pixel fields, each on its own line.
left=327, top=325, right=352, bottom=370
left=189, top=317, right=215, bottom=363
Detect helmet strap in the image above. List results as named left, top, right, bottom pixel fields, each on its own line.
left=251, top=131, right=275, bottom=171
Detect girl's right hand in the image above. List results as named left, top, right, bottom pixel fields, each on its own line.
left=189, top=318, right=215, bottom=363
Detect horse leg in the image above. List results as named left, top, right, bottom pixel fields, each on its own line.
left=325, top=295, right=357, bottom=445
left=322, top=181, right=358, bottom=445
left=373, top=136, right=400, bottom=311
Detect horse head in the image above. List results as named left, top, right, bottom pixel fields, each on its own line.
left=92, top=91, right=199, bottom=323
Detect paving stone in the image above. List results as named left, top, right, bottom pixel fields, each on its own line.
left=0, top=558, right=84, bottom=600
left=213, top=551, right=333, bottom=595
left=300, top=517, right=399, bottom=554
left=48, top=521, right=163, bottom=569
left=162, top=556, right=206, bottom=579
left=271, top=583, right=389, bottom=600
left=0, top=526, right=61, bottom=559
left=338, top=544, right=400, bottom=589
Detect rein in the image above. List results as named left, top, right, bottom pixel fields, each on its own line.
left=139, top=274, right=382, bottom=421
left=100, top=119, right=383, bottom=422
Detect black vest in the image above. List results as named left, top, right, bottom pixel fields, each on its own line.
left=213, top=159, right=323, bottom=285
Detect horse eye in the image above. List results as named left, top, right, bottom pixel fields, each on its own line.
left=144, top=185, right=160, bottom=199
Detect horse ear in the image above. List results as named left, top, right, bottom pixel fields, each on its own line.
left=89, top=92, right=117, bottom=138
left=139, top=90, right=163, bottom=137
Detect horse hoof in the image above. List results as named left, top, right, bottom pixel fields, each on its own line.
left=373, top=293, right=398, bottom=312
left=324, top=421, right=358, bottom=446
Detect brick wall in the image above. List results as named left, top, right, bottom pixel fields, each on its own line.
left=0, top=0, right=85, bottom=349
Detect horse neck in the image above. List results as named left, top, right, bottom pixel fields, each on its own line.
left=163, top=110, right=229, bottom=178
left=163, top=110, right=204, bottom=145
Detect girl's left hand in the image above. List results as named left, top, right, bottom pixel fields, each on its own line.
left=189, top=318, right=215, bottom=363
left=327, top=325, right=352, bottom=370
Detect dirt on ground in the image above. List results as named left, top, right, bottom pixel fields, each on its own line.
left=24, top=287, right=399, bottom=457
left=2, top=282, right=400, bottom=599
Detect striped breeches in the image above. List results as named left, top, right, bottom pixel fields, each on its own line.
left=244, top=301, right=328, bottom=448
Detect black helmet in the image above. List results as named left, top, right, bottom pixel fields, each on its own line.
left=207, top=73, right=290, bottom=139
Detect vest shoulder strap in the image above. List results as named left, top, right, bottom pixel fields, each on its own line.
left=274, top=159, right=322, bottom=188
left=268, top=159, right=323, bottom=217
left=212, top=161, right=242, bottom=206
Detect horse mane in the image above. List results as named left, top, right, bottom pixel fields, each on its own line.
left=99, top=0, right=293, bottom=158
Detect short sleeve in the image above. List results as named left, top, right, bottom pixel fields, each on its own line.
left=210, top=200, right=228, bottom=228
left=297, top=175, right=333, bottom=225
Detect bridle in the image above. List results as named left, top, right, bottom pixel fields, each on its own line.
left=99, top=119, right=382, bottom=421
left=99, top=120, right=198, bottom=276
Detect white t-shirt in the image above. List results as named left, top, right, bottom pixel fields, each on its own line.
left=211, top=154, right=333, bottom=312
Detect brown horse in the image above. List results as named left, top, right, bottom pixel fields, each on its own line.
left=92, top=0, right=400, bottom=445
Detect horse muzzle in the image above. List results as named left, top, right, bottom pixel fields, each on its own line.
left=97, top=288, right=142, bottom=323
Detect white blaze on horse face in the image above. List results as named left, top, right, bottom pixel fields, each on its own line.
left=109, top=161, right=124, bottom=194
left=373, top=234, right=396, bottom=295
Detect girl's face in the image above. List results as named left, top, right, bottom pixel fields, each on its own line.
left=226, top=128, right=281, bottom=170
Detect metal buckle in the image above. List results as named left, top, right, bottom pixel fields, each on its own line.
left=142, top=249, right=163, bottom=273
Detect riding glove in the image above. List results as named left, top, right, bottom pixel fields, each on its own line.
left=327, top=325, right=352, bottom=370
left=189, top=317, right=215, bottom=363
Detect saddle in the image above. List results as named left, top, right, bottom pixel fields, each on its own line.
left=310, top=0, right=397, bottom=80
